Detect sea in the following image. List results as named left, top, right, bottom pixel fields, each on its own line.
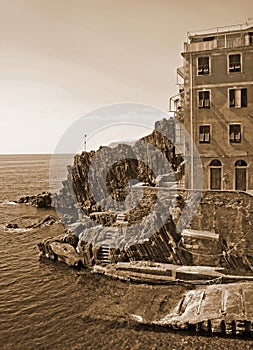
left=0, top=154, right=252, bottom=350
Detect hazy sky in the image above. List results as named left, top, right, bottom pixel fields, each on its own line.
left=0, top=0, right=252, bottom=153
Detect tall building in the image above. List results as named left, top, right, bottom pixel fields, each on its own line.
left=170, top=21, right=253, bottom=191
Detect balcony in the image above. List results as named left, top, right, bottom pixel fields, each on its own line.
left=185, top=40, right=218, bottom=52
left=184, top=21, right=253, bottom=53
left=184, top=35, right=251, bottom=53
left=169, top=91, right=184, bottom=122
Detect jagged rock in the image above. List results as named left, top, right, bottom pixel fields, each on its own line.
left=63, top=233, right=79, bottom=248
left=60, top=214, right=75, bottom=224
left=18, top=192, right=52, bottom=208
left=38, top=235, right=82, bottom=267
left=77, top=240, right=95, bottom=266
left=49, top=242, right=82, bottom=267
left=39, top=117, right=253, bottom=272
left=18, top=195, right=33, bottom=204
left=31, top=192, right=52, bottom=208
left=54, top=124, right=180, bottom=216
left=67, top=222, right=86, bottom=235
left=40, top=121, right=189, bottom=267
left=26, top=215, right=58, bottom=229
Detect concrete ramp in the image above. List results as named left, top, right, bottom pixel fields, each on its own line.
left=153, top=282, right=253, bottom=334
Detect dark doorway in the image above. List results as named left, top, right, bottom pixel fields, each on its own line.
left=210, top=159, right=222, bottom=190
left=235, top=160, right=247, bottom=191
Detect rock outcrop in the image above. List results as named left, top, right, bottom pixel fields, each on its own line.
left=46, top=119, right=188, bottom=266
left=38, top=233, right=82, bottom=267
left=17, top=192, right=52, bottom=208
left=53, top=119, right=182, bottom=217
left=39, top=117, right=253, bottom=273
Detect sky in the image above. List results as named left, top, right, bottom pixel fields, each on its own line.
left=0, top=0, right=252, bottom=154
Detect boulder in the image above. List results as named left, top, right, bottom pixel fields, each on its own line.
left=17, top=192, right=52, bottom=208
left=31, top=192, right=52, bottom=208
left=49, top=242, right=82, bottom=267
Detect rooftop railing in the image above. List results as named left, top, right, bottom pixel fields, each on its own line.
left=184, top=33, right=252, bottom=53
left=187, top=20, right=253, bottom=39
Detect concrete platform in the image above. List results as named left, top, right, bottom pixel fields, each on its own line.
left=92, top=261, right=253, bottom=285
left=153, top=282, right=253, bottom=334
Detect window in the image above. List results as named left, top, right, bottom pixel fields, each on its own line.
left=235, top=160, right=247, bottom=191
left=198, top=91, right=210, bottom=108
left=229, top=124, right=241, bottom=143
left=209, top=159, right=222, bottom=190
left=228, top=54, right=241, bottom=72
left=235, top=160, right=247, bottom=167
left=198, top=57, right=209, bottom=75
left=175, top=122, right=183, bottom=144
left=199, top=125, right=210, bottom=143
left=249, top=32, right=253, bottom=45
left=229, top=88, right=247, bottom=108
left=210, top=159, right=222, bottom=167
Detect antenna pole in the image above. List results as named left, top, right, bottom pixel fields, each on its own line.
left=84, top=134, right=87, bottom=152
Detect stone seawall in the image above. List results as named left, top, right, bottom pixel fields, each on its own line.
left=187, top=190, right=253, bottom=266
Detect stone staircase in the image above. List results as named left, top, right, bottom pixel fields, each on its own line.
left=97, top=230, right=117, bottom=265
left=115, top=213, right=128, bottom=226
left=97, top=244, right=111, bottom=265
left=97, top=214, right=128, bottom=265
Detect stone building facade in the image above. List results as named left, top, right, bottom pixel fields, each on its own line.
left=171, top=21, right=253, bottom=191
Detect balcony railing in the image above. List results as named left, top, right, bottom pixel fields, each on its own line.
left=185, top=34, right=250, bottom=52
left=187, top=20, right=253, bottom=38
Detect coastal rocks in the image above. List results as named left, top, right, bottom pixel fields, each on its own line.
left=38, top=234, right=82, bottom=267
left=63, top=232, right=79, bottom=248
left=77, top=240, right=96, bottom=266
left=53, top=124, right=182, bottom=218
left=38, top=211, right=184, bottom=268
left=49, top=242, right=81, bottom=267
left=17, top=192, right=52, bottom=208
left=31, top=215, right=57, bottom=228
left=5, top=215, right=58, bottom=231
left=39, top=116, right=253, bottom=272
left=38, top=228, right=109, bottom=268
left=45, top=119, right=188, bottom=267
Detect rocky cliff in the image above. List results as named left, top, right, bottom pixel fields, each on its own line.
left=40, top=117, right=253, bottom=272
left=50, top=118, right=188, bottom=265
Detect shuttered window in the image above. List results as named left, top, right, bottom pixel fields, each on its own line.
left=198, top=57, right=210, bottom=75
left=229, top=88, right=247, bottom=108
left=198, top=91, right=210, bottom=108
left=229, top=124, right=241, bottom=143
left=229, top=54, right=241, bottom=72
left=199, top=125, right=210, bottom=143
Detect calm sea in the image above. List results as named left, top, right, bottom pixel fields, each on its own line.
left=0, top=154, right=252, bottom=350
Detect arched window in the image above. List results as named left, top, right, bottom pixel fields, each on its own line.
left=235, top=160, right=247, bottom=167
left=210, top=159, right=222, bottom=167
left=209, top=159, right=222, bottom=190
left=235, top=160, right=247, bottom=191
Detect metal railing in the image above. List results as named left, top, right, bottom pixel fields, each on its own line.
left=187, top=20, right=253, bottom=39
left=185, top=35, right=248, bottom=52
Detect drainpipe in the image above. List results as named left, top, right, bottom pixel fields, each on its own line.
left=189, top=53, right=194, bottom=189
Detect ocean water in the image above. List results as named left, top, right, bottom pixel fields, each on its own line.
left=0, top=154, right=252, bottom=350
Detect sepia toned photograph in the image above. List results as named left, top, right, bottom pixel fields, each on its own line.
left=1, top=1, right=253, bottom=349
